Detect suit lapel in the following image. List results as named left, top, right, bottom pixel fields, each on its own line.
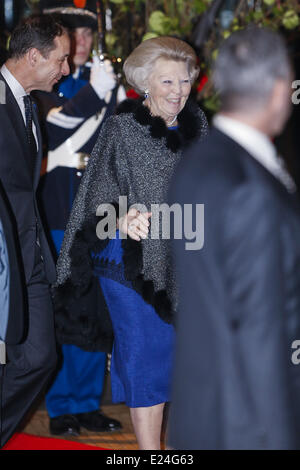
left=0, top=73, right=33, bottom=179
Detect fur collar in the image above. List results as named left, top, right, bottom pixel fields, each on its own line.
left=116, top=97, right=202, bottom=152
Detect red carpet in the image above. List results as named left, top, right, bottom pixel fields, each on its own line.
left=3, top=432, right=106, bottom=450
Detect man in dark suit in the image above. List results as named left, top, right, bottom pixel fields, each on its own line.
left=0, top=179, right=25, bottom=347
left=168, top=27, right=300, bottom=450
left=0, top=179, right=26, bottom=441
left=0, top=15, right=70, bottom=447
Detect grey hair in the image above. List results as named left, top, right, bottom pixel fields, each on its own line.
left=213, top=26, right=291, bottom=112
left=123, top=36, right=199, bottom=94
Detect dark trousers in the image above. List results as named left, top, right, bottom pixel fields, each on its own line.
left=0, top=245, right=57, bottom=448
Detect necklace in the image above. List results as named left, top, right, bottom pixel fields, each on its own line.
left=143, top=101, right=178, bottom=127
left=166, top=115, right=178, bottom=127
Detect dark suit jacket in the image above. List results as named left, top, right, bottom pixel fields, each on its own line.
left=0, top=73, right=56, bottom=285
left=0, top=179, right=25, bottom=344
left=168, top=128, right=300, bottom=450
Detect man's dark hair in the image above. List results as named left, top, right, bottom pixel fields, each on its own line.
left=8, top=14, right=66, bottom=59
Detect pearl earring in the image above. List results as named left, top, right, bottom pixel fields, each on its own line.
left=144, top=90, right=149, bottom=99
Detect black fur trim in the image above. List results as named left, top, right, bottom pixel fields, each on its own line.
left=53, top=213, right=115, bottom=352
left=53, top=276, right=113, bottom=353
left=115, top=97, right=139, bottom=115
left=116, top=98, right=203, bottom=153
left=122, top=237, right=174, bottom=324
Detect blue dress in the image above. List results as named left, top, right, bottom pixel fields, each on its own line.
left=93, top=231, right=175, bottom=408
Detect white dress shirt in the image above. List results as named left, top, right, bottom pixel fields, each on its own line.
left=213, top=114, right=296, bottom=193
left=1, top=64, right=38, bottom=150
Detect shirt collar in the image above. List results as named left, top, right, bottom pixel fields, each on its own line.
left=213, top=114, right=296, bottom=193
left=1, top=64, right=27, bottom=100
left=213, top=114, right=277, bottom=168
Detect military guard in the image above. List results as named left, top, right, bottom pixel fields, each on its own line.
left=34, top=0, right=125, bottom=436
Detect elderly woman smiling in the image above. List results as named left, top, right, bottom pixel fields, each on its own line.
left=54, top=36, right=208, bottom=449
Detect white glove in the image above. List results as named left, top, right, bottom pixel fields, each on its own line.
left=90, top=56, right=116, bottom=99
left=116, top=84, right=127, bottom=104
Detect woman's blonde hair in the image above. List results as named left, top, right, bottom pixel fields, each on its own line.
left=123, top=36, right=199, bottom=94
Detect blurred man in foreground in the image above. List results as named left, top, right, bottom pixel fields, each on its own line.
left=168, top=26, right=300, bottom=450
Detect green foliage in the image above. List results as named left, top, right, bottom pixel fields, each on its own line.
left=148, top=11, right=171, bottom=35
left=104, top=0, right=300, bottom=113
left=142, top=32, right=159, bottom=40
left=282, top=9, right=299, bottom=29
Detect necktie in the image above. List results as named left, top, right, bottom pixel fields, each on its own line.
left=23, top=95, right=37, bottom=178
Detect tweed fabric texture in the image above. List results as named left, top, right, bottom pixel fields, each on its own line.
left=55, top=98, right=208, bottom=328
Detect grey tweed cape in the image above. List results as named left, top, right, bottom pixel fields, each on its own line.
left=53, top=98, right=208, bottom=352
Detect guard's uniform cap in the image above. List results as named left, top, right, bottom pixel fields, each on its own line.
left=40, top=0, right=98, bottom=31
